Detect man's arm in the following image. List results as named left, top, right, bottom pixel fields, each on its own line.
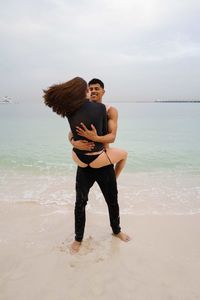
left=68, top=131, right=95, bottom=151
left=76, top=106, right=118, bottom=144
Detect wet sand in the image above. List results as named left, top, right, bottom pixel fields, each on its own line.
left=0, top=202, right=200, bottom=300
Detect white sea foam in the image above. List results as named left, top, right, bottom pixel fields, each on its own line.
left=0, top=171, right=200, bottom=216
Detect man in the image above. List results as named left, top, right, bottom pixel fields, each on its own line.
left=69, top=79, right=117, bottom=150
left=69, top=78, right=130, bottom=252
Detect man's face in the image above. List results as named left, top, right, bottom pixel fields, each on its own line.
left=88, top=84, right=105, bottom=103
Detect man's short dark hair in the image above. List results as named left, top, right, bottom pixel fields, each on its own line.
left=88, top=78, right=104, bottom=89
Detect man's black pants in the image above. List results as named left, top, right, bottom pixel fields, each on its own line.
left=74, top=164, right=121, bottom=242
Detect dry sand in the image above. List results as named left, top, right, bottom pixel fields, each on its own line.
left=0, top=202, right=200, bottom=300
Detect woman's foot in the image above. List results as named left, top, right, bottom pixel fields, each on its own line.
left=114, top=232, right=131, bottom=242
left=70, top=240, right=81, bottom=253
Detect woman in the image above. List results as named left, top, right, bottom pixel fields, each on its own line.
left=43, top=77, right=127, bottom=178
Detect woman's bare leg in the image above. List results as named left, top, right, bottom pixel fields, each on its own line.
left=90, top=148, right=128, bottom=178
left=114, top=151, right=128, bottom=178
left=72, top=148, right=128, bottom=178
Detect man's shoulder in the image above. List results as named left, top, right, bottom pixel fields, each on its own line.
left=107, top=105, right=118, bottom=119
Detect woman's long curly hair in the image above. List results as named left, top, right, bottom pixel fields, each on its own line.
left=43, top=77, right=88, bottom=117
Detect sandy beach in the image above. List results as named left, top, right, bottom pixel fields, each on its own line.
left=0, top=202, right=200, bottom=300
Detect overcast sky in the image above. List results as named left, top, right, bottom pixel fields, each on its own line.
left=0, top=0, right=200, bottom=102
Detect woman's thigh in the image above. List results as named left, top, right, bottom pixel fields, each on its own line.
left=90, top=148, right=127, bottom=168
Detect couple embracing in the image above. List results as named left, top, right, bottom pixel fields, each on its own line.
left=43, top=77, right=130, bottom=253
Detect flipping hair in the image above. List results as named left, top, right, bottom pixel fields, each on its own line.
left=43, top=77, right=88, bottom=117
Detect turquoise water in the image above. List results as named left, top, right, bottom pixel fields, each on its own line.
left=0, top=102, right=200, bottom=214
left=117, top=102, right=200, bottom=173
left=1, top=102, right=200, bottom=174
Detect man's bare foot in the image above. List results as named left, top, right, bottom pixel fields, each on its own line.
left=114, top=232, right=131, bottom=242
left=70, top=240, right=81, bottom=253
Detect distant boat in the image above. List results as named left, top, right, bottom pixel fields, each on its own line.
left=0, top=96, right=13, bottom=104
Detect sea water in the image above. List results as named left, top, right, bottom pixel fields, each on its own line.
left=0, top=102, right=200, bottom=215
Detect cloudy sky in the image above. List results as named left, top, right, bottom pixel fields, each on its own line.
left=1, top=0, right=200, bottom=102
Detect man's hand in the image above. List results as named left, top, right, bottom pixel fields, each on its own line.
left=72, top=139, right=95, bottom=151
left=76, top=123, right=99, bottom=142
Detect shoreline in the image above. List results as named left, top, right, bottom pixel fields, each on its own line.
left=1, top=171, right=200, bottom=216
left=0, top=202, right=200, bottom=299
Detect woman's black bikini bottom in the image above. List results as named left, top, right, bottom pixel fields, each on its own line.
left=75, top=149, right=112, bottom=166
